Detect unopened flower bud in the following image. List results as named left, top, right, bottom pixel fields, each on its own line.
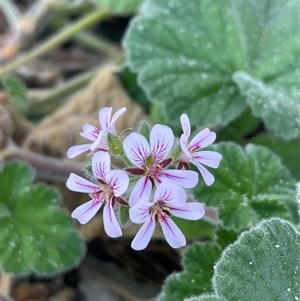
left=107, top=132, right=123, bottom=155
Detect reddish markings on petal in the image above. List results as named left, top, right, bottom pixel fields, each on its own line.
left=92, top=151, right=111, bottom=180
left=169, top=202, right=205, bottom=220
left=129, top=202, right=152, bottom=223
left=154, top=180, right=178, bottom=204
left=180, top=114, right=191, bottom=137
left=160, top=217, right=186, bottom=248
left=193, top=161, right=215, bottom=186
left=131, top=217, right=156, bottom=251
left=114, top=196, right=129, bottom=206
left=66, top=173, right=99, bottom=193
left=193, top=151, right=222, bottom=168
left=106, top=170, right=129, bottom=197
left=103, top=201, right=122, bottom=238
left=125, top=167, right=145, bottom=176
left=80, top=124, right=99, bottom=141
left=67, top=144, right=91, bottom=159
left=71, top=199, right=102, bottom=224
left=160, top=158, right=173, bottom=168
left=123, top=133, right=150, bottom=168
left=129, top=176, right=152, bottom=206
left=150, top=124, right=174, bottom=162
left=161, top=169, right=199, bottom=188
left=190, top=128, right=216, bottom=150
left=99, top=107, right=112, bottom=131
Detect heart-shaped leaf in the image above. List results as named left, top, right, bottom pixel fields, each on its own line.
left=0, top=163, right=85, bottom=276
left=194, top=142, right=297, bottom=230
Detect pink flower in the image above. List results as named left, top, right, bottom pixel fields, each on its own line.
left=123, top=124, right=199, bottom=206
left=66, top=151, right=129, bottom=238
left=179, top=114, right=222, bottom=186
left=130, top=181, right=205, bottom=250
left=67, top=107, right=126, bottom=158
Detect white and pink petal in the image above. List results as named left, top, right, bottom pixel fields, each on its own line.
left=193, top=151, right=222, bottom=168
left=150, top=124, right=174, bottom=162
left=129, top=176, right=152, bottom=206
left=189, top=128, right=216, bottom=150
left=123, top=133, right=150, bottom=168
left=193, top=161, right=215, bottom=186
left=103, top=202, right=122, bottom=238
left=109, top=107, right=126, bottom=133
left=153, top=180, right=178, bottom=204
left=180, top=114, right=191, bottom=137
left=160, top=169, right=199, bottom=188
left=160, top=217, right=186, bottom=248
left=92, top=151, right=111, bottom=180
left=131, top=217, right=156, bottom=251
left=107, top=170, right=129, bottom=197
left=99, top=107, right=112, bottom=131
left=169, top=202, right=205, bottom=220
left=66, top=173, right=99, bottom=193
left=129, top=202, right=152, bottom=224
left=67, top=144, right=91, bottom=159
left=71, top=199, right=102, bottom=224
left=79, top=124, right=99, bottom=141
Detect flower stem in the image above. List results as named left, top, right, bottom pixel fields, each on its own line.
left=1, top=9, right=109, bottom=77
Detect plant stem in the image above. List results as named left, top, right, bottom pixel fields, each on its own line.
left=1, top=9, right=109, bottom=77
left=2, top=140, right=85, bottom=182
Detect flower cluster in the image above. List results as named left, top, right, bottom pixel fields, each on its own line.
left=66, top=107, right=222, bottom=250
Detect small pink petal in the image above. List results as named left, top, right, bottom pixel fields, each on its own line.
left=79, top=124, right=99, bottom=141
left=66, top=173, right=99, bottom=193
left=193, top=161, right=215, bottom=186
left=129, top=202, right=152, bottom=223
left=180, top=114, right=191, bottom=137
left=169, top=202, right=205, bottom=220
left=131, top=217, right=156, bottom=250
left=153, top=181, right=178, bottom=204
left=123, top=133, right=150, bottom=168
left=92, top=151, right=111, bottom=180
left=103, top=202, right=122, bottom=238
left=180, top=134, right=192, bottom=158
left=106, top=170, right=129, bottom=197
left=99, top=107, right=112, bottom=131
left=193, top=151, right=222, bottom=168
left=150, top=124, right=174, bottom=162
left=67, top=144, right=91, bottom=158
left=161, top=169, right=199, bottom=188
left=189, top=128, right=216, bottom=150
left=72, top=200, right=102, bottom=224
left=109, top=107, right=126, bottom=133
left=160, top=217, right=186, bottom=248
left=129, top=176, right=152, bottom=206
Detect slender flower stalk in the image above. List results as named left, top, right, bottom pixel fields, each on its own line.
left=66, top=151, right=129, bottom=237
left=179, top=114, right=222, bottom=186
left=130, top=180, right=205, bottom=250
left=123, top=124, right=199, bottom=206
left=67, top=107, right=126, bottom=158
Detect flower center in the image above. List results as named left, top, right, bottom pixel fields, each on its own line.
left=145, top=162, right=163, bottom=181
left=90, top=184, right=113, bottom=203
left=90, top=127, right=100, bottom=138
left=150, top=201, right=171, bottom=222
left=189, top=142, right=201, bottom=152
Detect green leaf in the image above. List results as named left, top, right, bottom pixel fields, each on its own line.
left=124, top=0, right=247, bottom=127
left=194, top=142, right=297, bottom=230
left=173, top=217, right=216, bottom=240
left=123, top=0, right=298, bottom=128
left=93, top=0, right=143, bottom=13
left=249, top=133, right=300, bottom=180
left=118, top=65, right=151, bottom=113
left=2, top=76, right=28, bottom=113
left=233, top=71, right=300, bottom=140
left=213, top=218, right=300, bottom=301
left=185, top=296, right=225, bottom=301
left=158, top=243, right=221, bottom=301
left=0, top=163, right=85, bottom=276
